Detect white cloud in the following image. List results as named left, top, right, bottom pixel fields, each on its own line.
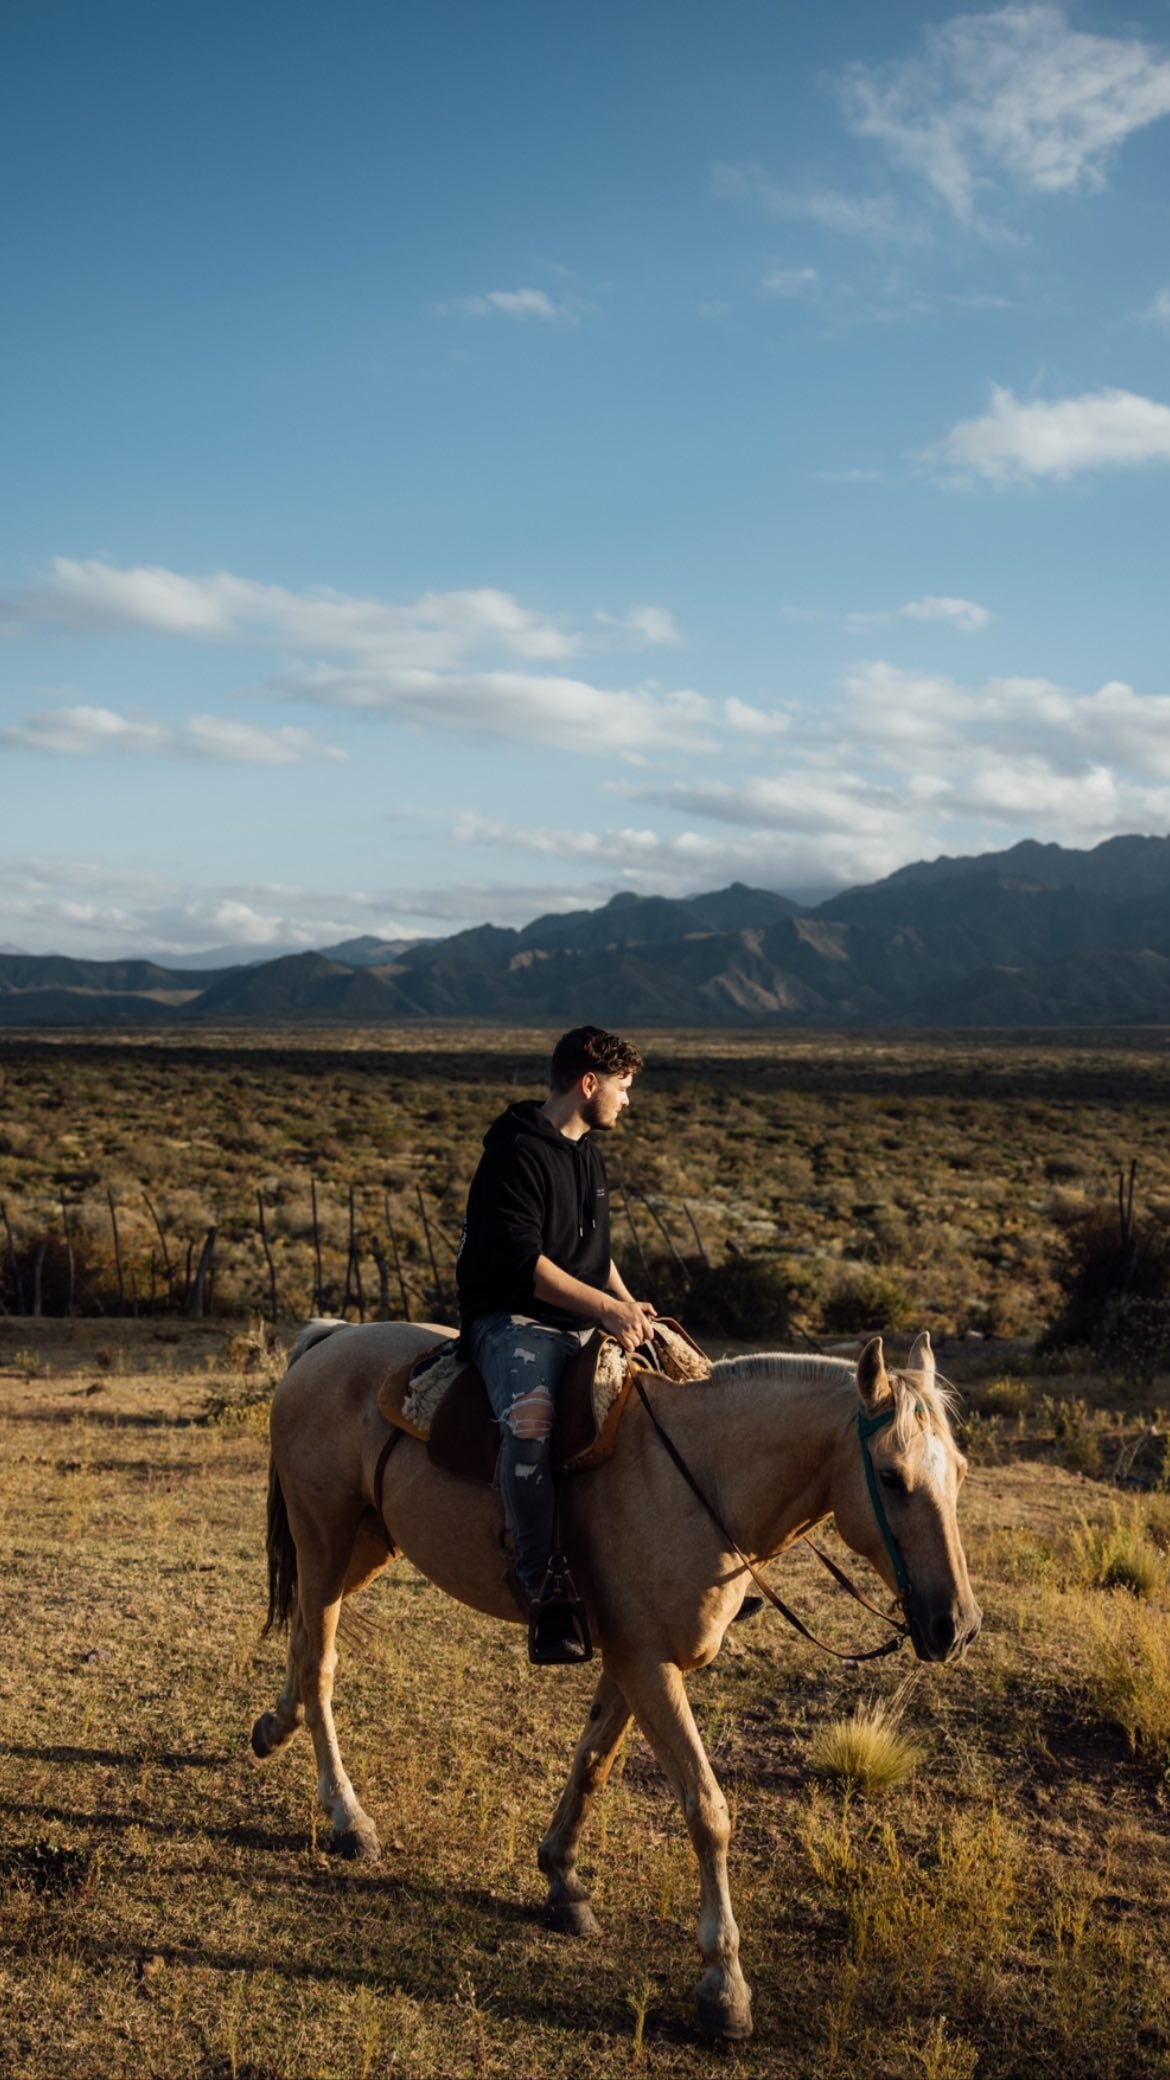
left=841, top=5, right=1170, bottom=224
left=450, top=810, right=902, bottom=899
left=275, top=661, right=717, bottom=758
left=1142, top=287, right=1170, bottom=328
left=0, top=704, right=346, bottom=765
left=594, top=604, right=683, bottom=647
left=925, top=384, right=1170, bottom=482
left=900, top=595, right=990, bottom=632
left=723, top=697, right=790, bottom=736
left=22, top=559, right=581, bottom=663
left=443, top=287, right=585, bottom=324
left=785, top=595, right=988, bottom=633
left=763, top=267, right=819, bottom=298
left=0, top=857, right=425, bottom=958
left=711, top=162, right=925, bottom=244
left=6, top=560, right=713, bottom=762
left=637, top=773, right=900, bottom=839
left=452, top=814, right=664, bottom=861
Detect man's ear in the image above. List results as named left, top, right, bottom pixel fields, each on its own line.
left=857, top=1335, right=893, bottom=1413
left=579, top=1070, right=599, bottom=1099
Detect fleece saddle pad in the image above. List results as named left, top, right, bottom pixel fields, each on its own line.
left=376, top=1318, right=711, bottom=1488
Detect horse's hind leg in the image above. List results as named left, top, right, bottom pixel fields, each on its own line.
left=250, top=1512, right=390, bottom=1765
left=251, top=1616, right=306, bottom=1758
left=538, top=1671, right=631, bottom=1937
left=295, top=1530, right=384, bottom=1861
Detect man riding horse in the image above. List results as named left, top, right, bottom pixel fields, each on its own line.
left=456, top=1025, right=655, bottom=1663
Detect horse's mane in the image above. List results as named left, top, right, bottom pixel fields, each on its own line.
left=709, top=1350, right=957, bottom=1449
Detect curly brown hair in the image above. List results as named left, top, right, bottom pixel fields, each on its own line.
left=549, top=1025, right=645, bottom=1093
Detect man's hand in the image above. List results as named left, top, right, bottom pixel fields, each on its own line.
left=601, top=1295, right=657, bottom=1353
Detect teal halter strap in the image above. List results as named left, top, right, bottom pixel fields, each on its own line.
left=858, top=1405, right=913, bottom=1602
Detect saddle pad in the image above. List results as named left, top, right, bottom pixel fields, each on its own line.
left=376, top=1324, right=461, bottom=1436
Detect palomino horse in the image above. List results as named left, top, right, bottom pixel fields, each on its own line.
left=252, top=1323, right=980, bottom=2041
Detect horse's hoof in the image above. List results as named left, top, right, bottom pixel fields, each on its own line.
left=329, top=1820, right=381, bottom=1862
left=545, top=1896, right=602, bottom=1938
left=696, top=1990, right=753, bottom=2041
left=250, top=1713, right=279, bottom=1759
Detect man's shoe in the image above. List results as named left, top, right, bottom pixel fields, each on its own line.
left=529, top=1599, right=592, bottom=1665
left=510, top=1551, right=593, bottom=1666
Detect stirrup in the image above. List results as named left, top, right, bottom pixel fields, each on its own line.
left=528, top=1553, right=593, bottom=1666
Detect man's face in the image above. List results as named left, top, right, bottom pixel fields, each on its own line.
left=581, top=1071, right=633, bottom=1131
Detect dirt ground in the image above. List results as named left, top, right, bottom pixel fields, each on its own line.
left=0, top=1319, right=1167, bottom=2079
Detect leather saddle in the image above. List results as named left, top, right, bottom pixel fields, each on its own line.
left=378, top=1318, right=710, bottom=1488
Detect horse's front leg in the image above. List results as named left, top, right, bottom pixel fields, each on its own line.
left=617, top=1654, right=752, bottom=2041
left=539, top=1670, right=631, bottom=1936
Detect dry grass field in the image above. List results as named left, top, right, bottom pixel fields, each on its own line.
left=1, top=1313, right=1168, bottom=2080
left=1, top=1032, right=1170, bottom=2076
left=4, top=1025, right=1170, bottom=1338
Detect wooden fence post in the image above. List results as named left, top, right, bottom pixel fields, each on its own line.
left=637, top=1192, right=692, bottom=1286
left=619, top=1185, right=650, bottom=1285
left=384, top=1195, right=411, bottom=1320
left=107, top=1186, right=125, bottom=1315
left=371, top=1238, right=392, bottom=1320
left=186, top=1227, right=217, bottom=1318
left=60, top=1193, right=75, bottom=1315
left=416, top=1186, right=444, bottom=1314
left=256, top=1189, right=278, bottom=1322
left=344, top=1184, right=365, bottom=1323
left=310, top=1178, right=324, bottom=1316
left=683, top=1200, right=711, bottom=1268
left=2, top=1200, right=25, bottom=1314
left=143, top=1193, right=174, bottom=1305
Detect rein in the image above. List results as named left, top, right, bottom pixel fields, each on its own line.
left=632, top=1373, right=910, bottom=1664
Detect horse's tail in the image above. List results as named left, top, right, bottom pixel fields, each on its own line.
left=263, top=1456, right=298, bottom=1636
left=286, top=1317, right=346, bottom=1370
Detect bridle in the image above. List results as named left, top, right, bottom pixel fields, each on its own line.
left=858, top=1402, right=914, bottom=1603
left=633, top=1369, right=912, bottom=1664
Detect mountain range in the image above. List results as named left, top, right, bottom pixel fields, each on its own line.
left=4, top=834, right=1170, bottom=1029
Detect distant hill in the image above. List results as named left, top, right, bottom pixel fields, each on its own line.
left=4, top=835, right=1170, bottom=1028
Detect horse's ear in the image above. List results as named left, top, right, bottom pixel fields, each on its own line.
left=906, top=1329, right=935, bottom=1389
left=857, top=1336, right=892, bottom=1412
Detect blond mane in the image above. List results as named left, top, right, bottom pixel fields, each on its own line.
left=708, top=1349, right=957, bottom=1449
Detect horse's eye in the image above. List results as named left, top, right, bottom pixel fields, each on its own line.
left=879, top=1468, right=907, bottom=1496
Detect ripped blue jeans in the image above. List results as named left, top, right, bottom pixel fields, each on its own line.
left=467, top=1311, right=592, bottom=1597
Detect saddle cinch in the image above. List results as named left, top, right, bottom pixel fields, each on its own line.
left=377, top=1317, right=711, bottom=1485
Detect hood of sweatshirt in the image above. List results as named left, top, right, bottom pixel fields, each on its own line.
left=483, top=1100, right=601, bottom=1241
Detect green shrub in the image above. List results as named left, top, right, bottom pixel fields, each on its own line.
left=1069, top=1506, right=1166, bottom=1597
left=820, top=1266, right=913, bottom=1335
left=645, top=1249, right=794, bottom=1341
left=1041, top=1183, right=1170, bottom=1371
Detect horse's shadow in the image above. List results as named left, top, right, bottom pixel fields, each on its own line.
left=0, top=1796, right=306, bottom=1856
left=0, top=1741, right=229, bottom=1771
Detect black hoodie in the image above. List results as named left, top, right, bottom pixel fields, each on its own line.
left=456, top=1100, right=612, bottom=1331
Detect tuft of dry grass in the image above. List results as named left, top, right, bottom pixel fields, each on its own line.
left=1068, top=1503, right=1167, bottom=1597
left=807, top=1700, right=924, bottom=1794
left=1081, top=1591, right=1170, bottom=1753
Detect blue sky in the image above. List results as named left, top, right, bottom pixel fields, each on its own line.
left=5, top=1, right=1170, bottom=958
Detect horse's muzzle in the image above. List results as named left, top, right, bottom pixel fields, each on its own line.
left=907, top=1596, right=983, bottom=1663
